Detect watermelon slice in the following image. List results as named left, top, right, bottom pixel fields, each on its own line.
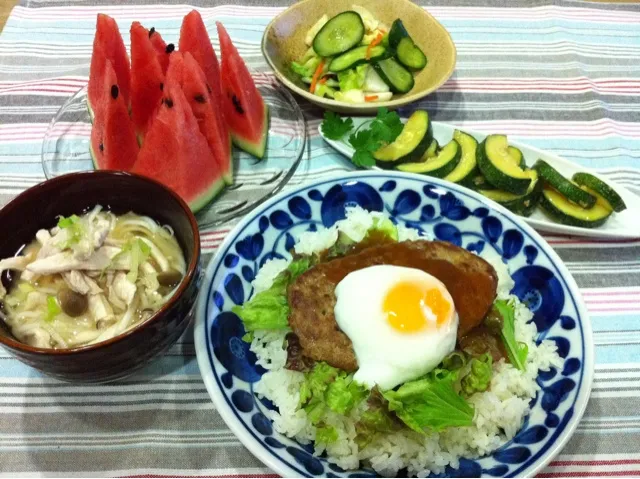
left=130, top=21, right=165, bottom=140
left=88, top=14, right=130, bottom=122
left=166, top=52, right=233, bottom=184
left=148, top=26, right=172, bottom=74
left=132, top=72, right=225, bottom=212
left=216, top=22, right=269, bottom=159
left=178, top=10, right=224, bottom=110
left=90, top=60, right=138, bottom=171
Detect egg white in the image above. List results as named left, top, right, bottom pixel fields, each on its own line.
left=334, top=265, right=458, bottom=390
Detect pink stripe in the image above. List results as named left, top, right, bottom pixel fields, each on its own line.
left=584, top=290, right=640, bottom=297
left=551, top=459, right=640, bottom=466
left=538, top=471, right=640, bottom=477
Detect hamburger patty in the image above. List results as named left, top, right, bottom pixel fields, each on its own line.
left=287, top=240, right=498, bottom=372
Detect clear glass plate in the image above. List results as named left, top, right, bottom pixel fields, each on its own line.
left=41, top=71, right=306, bottom=228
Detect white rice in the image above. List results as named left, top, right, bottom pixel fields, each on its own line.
left=250, top=207, right=563, bottom=476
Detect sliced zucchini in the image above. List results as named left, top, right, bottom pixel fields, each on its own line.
left=540, top=185, right=611, bottom=228
left=372, top=58, right=415, bottom=94
left=445, top=130, right=479, bottom=184
left=396, top=37, right=427, bottom=70
left=572, top=172, right=626, bottom=212
left=508, top=146, right=525, bottom=169
left=329, top=45, right=388, bottom=72
left=425, top=139, right=439, bottom=158
left=373, top=110, right=433, bottom=167
left=388, top=19, right=409, bottom=48
left=533, top=160, right=596, bottom=209
left=479, top=170, right=541, bottom=217
left=461, top=173, right=492, bottom=190
left=477, top=135, right=534, bottom=195
left=313, top=11, right=364, bottom=57
left=397, top=139, right=461, bottom=178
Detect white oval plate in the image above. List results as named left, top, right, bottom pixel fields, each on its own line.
left=319, top=117, right=640, bottom=239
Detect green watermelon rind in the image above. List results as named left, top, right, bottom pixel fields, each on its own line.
left=189, top=176, right=227, bottom=214
left=231, top=104, right=270, bottom=160
left=222, top=135, right=233, bottom=185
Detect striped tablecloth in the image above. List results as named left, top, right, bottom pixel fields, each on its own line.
left=1, top=0, right=639, bottom=476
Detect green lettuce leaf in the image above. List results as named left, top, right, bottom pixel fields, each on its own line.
left=315, top=425, right=339, bottom=444
left=460, top=353, right=493, bottom=397
left=382, top=369, right=474, bottom=433
left=337, top=64, right=368, bottom=91
left=233, top=256, right=315, bottom=333
left=354, top=390, right=400, bottom=448
left=299, top=362, right=367, bottom=425
left=494, top=300, right=528, bottom=371
left=366, top=217, right=398, bottom=241
left=326, top=375, right=367, bottom=414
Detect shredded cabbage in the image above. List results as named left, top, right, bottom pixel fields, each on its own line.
left=337, top=64, right=368, bottom=91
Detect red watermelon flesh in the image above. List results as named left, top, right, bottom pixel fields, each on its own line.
left=130, top=21, right=165, bottom=140
left=90, top=60, right=138, bottom=171
left=216, top=22, right=268, bottom=159
left=179, top=10, right=224, bottom=109
left=132, top=77, right=225, bottom=212
left=88, top=14, right=130, bottom=121
left=148, top=27, right=172, bottom=74
left=166, top=52, right=233, bottom=184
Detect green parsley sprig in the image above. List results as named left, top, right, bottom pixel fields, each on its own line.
left=320, top=111, right=354, bottom=140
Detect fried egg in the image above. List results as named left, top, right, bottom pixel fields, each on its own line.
left=334, top=265, right=458, bottom=390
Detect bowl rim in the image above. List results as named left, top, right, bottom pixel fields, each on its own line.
left=0, top=170, right=201, bottom=356
left=194, top=170, right=594, bottom=478
left=261, top=0, right=457, bottom=111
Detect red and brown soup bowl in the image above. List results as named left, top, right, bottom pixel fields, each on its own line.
left=0, top=170, right=201, bottom=383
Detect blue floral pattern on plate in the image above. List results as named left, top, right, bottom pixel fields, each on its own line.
left=194, top=172, right=594, bottom=478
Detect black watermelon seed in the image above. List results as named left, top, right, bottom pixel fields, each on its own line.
left=194, top=94, right=206, bottom=104
left=148, top=27, right=155, bottom=38
left=165, top=43, right=175, bottom=54
left=207, top=84, right=212, bottom=94
left=232, top=94, right=244, bottom=115
left=110, top=85, right=119, bottom=100
left=164, top=98, right=174, bottom=108
left=99, top=143, right=104, bottom=152
left=160, top=82, right=164, bottom=91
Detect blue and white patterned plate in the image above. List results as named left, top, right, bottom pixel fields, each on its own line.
left=194, top=171, right=594, bottom=478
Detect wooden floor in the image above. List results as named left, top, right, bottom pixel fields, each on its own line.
left=0, top=0, right=19, bottom=32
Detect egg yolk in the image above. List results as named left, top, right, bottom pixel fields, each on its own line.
left=384, top=281, right=451, bottom=333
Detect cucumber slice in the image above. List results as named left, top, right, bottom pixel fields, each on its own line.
left=572, top=172, right=626, bottom=212
left=397, top=139, right=461, bottom=178
left=533, top=160, right=596, bottom=209
left=373, top=110, right=433, bottom=167
left=477, top=135, right=534, bottom=194
left=425, top=139, right=439, bottom=158
left=313, top=11, right=365, bottom=57
left=508, top=146, right=525, bottom=169
left=445, top=130, right=479, bottom=184
left=372, top=58, right=415, bottom=93
left=479, top=170, right=541, bottom=217
left=388, top=19, right=409, bottom=48
left=540, top=185, right=611, bottom=228
left=329, top=45, right=388, bottom=72
left=396, top=37, right=427, bottom=70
